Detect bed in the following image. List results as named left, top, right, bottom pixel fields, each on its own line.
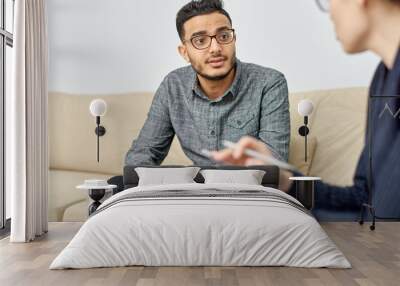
left=49, top=166, right=350, bottom=269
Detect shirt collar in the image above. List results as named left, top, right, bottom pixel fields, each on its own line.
left=381, top=46, right=400, bottom=74
left=371, top=47, right=400, bottom=96
left=191, top=58, right=242, bottom=101
left=390, top=47, right=400, bottom=76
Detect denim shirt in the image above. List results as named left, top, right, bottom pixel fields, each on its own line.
left=125, top=59, right=290, bottom=166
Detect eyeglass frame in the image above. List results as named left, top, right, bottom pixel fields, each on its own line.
left=316, top=0, right=330, bottom=12
left=183, top=28, right=236, bottom=50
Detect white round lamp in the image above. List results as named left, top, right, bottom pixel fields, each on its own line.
left=298, top=99, right=314, bottom=117
left=297, top=99, right=314, bottom=162
left=89, top=99, right=108, bottom=162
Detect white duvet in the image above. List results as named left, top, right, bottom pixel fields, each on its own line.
left=50, top=183, right=351, bottom=269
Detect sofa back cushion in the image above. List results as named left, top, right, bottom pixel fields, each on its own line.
left=288, top=136, right=317, bottom=176
left=289, top=87, right=368, bottom=186
left=49, top=92, right=191, bottom=175
left=49, top=87, right=368, bottom=186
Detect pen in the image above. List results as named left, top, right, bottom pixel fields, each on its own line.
left=222, top=140, right=297, bottom=171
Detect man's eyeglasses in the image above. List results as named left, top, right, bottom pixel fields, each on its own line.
left=185, top=29, right=235, bottom=50
left=316, top=0, right=330, bottom=12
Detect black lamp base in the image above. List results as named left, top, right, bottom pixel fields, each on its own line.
left=298, top=126, right=309, bottom=136
left=95, top=126, right=106, bottom=136
left=88, top=189, right=106, bottom=215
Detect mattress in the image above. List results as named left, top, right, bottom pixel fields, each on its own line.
left=50, top=183, right=351, bottom=269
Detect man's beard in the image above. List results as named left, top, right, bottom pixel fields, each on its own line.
left=192, top=55, right=237, bottom=81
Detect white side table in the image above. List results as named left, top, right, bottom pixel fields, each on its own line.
left=77, top=180, right=116, bottom=215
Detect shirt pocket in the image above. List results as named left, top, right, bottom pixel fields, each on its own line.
left=227, top=112, right=256, bottom=129
left=225, top=112, right=259, bottom=140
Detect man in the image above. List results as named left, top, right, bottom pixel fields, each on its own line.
left=125, top=0, right=290, bottom=166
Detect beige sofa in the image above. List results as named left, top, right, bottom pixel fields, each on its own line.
left=48, top=87, right=368, bottom=222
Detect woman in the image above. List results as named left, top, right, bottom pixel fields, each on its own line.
left=211, top=0, right=400, bottom=219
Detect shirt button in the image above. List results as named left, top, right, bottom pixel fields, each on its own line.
left=210, top=130, right=215, bottom=136
left=237, top=120, right=242, bottom=125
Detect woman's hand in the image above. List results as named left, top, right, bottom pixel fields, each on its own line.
left=211, top=136, right=294, bottom=192
left=211, top=136, right=272, bottom=166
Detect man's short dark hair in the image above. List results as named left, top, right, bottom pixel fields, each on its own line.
left=176, top=0, right=232, bottom=41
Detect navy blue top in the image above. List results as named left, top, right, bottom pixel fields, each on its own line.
left=293, top=48, right=400, bottom=218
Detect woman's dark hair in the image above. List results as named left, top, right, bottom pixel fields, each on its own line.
left=388, top=0, right=400, bottom=4
left=176, top=0, right=232, bottom=41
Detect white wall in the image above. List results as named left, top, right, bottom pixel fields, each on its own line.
left=47, top=0, right=379, bottom=94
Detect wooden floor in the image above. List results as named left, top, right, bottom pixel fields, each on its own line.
left=0, top=222, right=399, bottom=286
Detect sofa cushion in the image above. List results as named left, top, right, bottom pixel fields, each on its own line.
left=288, top=136, right=317, bottom=175
left=49, top=92, right=192, bottom=176
left=63, top=200, right=88, bottom=222
left=49, top=169, right=114, bottom=221
left=289, top=87, right=368, bottom=186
